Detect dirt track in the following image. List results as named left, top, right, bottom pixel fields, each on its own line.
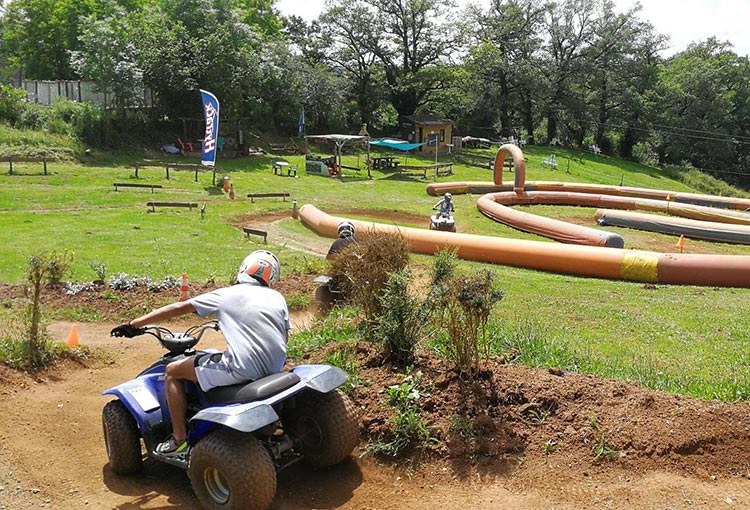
left=1, top=319, right=750, bottom=510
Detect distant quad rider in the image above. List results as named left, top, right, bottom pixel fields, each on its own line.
left=326, top=221, right=357, bottom=260
left=433, top=192, right=455, bottom=217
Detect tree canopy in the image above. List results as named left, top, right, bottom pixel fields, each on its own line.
left=1, top=0, right=749, bottom=186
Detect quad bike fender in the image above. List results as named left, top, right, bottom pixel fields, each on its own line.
left=292, top=364, right=347, bottom=393
left=191, top=401, right=280, bottom=433
left=102, top=375, right=166, bottom=432
left=190, top=377, right=307, bottom=432
left=189, top=366, right=346, bottom=433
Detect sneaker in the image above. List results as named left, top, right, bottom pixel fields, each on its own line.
left=155, top=435, right=188, bottom=456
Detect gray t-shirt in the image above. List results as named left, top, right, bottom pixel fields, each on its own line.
left=190, top=280, right=290, bottom=381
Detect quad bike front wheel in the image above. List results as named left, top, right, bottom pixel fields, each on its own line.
left=188, top=429, right=276, bottom=510
left=284, top=389, right=359, bottom=467
left=102, top=400, right=143, bottom=475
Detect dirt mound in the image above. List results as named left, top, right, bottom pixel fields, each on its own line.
left=299, top=342, right=750, bottom=483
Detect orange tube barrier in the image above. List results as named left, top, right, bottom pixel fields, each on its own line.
left=297, top=204, right=750, bottom=287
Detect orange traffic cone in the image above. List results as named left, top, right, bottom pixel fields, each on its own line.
left=66, top=324, right=79, bottom=347
left=222, top=176, right=230, bottom=193
left=229, top=184, right=235, bottom=200
left=180, top=272, right=190, bottom=301
left=677, top=235, right=685, bottom=253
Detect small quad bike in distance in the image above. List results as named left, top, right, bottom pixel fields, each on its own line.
left=102, top=321, right=359, bottom=510
left=429, top=212, right=457, bottom=232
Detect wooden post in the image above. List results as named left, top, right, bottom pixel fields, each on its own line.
left=165, top=165, right=170, bottom=179
left=43, top=157, right=47, bottom=176
left=135, top=164, right=139, bottom=178
left=8, top=156, right=13, bottom=175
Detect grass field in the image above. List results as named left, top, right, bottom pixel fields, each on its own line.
left=1, top=142, right=749, bottom=401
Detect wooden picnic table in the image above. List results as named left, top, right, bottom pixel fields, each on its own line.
left=371, top=156, right=400, bottom=170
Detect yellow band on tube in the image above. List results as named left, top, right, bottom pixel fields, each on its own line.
left=620, top=251, right=660, bottom=283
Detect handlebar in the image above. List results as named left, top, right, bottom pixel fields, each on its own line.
left=140, top=320, right=220, bottom=342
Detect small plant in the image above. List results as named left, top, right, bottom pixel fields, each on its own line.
left=286, top=292, right=311, bottom=311
left=46, top=250, right=74, bottom=285
left=89, top=260, right=107, bottom=282
left=64, top=281, right=95, bottom=296
left=528, top=408, right=548, bottom=424
left=591, top=434, right=621, bottom=462
left=374, top=270, right=427, bottom=364
left=448, top=415, right=476, bottom=439
left=588, top=414, right=621, bottom=462
left=367, top=370, right=438, bottom=457
left=324, top=347, right=364, bottom=394
left=108, top=272, right=137, bottom=290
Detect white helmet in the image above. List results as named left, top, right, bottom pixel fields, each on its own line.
left=444, top=192, right=452, bottom=201
left=238, top=250, right=281, bottom=287
left=338, top=221, right=355, bottom=238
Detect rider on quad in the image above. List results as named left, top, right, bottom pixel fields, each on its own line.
left=111, top=250, right=291, bottom=457
left=326, top=221, right=357, bottom=260
left=433, top=192, right=455, bottom=218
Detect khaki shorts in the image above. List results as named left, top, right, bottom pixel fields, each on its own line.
left=193, top=352, right=249, bottom=392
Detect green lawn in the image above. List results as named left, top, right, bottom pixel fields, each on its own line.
left=1, top=144, right=749, bottom=401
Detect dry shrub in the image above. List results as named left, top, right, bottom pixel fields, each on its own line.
left=328, top=228, right=410, bottom=323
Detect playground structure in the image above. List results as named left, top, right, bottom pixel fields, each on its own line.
left=298, top=144, right=750, bottom=288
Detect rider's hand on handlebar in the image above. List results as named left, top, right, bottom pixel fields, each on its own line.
left=110, top=322, right=146, bottom=338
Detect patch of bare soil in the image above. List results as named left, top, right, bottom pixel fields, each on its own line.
left=1, top=301, right=750, bottom=508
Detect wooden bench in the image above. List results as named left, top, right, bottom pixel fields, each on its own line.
left=456, top=154, right=493, bottom=170
left=147, top=201, right=198, bottom=213
left=243, top=227, right=268, bottom=242
left=113, top=183, right=163, bottom=192
left=132, top=162, right=216, bottom=184
left=397, top=163, right=453, bottom=180
left=247, top=192, right=290, bottom=203
left=2, top=156, right=50, bottom=175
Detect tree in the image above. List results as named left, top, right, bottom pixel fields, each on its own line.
left=539, top=0, right=595, bottom=144
left=582, top=1, right=665, bottom=153
left=467, top=0, right=546, bottom=140
left=652, top=39, right=750, bottom=185
left=363, top=0, right=460, bottom=117
left=0, top=0, right=142, bottom=79
left=70, top=9, right=144, bottom=112
left=319, top=1, right=387, bottom=126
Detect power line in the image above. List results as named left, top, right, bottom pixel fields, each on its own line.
left=577, top=119, right=750, bottom=146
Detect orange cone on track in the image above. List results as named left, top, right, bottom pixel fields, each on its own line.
left=222, top=176, right=230, bottom=193
left=180, top=272, right=190, bottom=301
left=677, top=235, right=685, bottom=253
left=229, top=184, right=235, bottom=200
left=66, top=324, right=79, bottom=347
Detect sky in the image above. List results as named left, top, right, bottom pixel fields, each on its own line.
left=275, top=0, right=750, bottom=57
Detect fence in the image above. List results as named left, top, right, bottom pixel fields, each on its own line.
left=8, top=71, right=153, bottom=108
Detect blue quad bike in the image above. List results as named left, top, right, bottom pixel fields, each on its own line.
left=102, top=321, right=359, bottom=510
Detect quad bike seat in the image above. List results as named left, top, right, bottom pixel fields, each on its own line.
left=205, top=371, right=301, bottom=405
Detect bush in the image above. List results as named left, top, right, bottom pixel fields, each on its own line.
left=0, top=84, right=30, bottom=126
left=374, top=270, right=428, bottom=364
left=328, top=229, right=410, bottom=324
left=428, top=249, right=504, bottom=378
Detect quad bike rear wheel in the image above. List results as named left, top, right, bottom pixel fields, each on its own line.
left=189, top=429, right=276, bottom=510
left=102, top=400, right=143, bottom=475
left=284, top=389, right=359, bottom=467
